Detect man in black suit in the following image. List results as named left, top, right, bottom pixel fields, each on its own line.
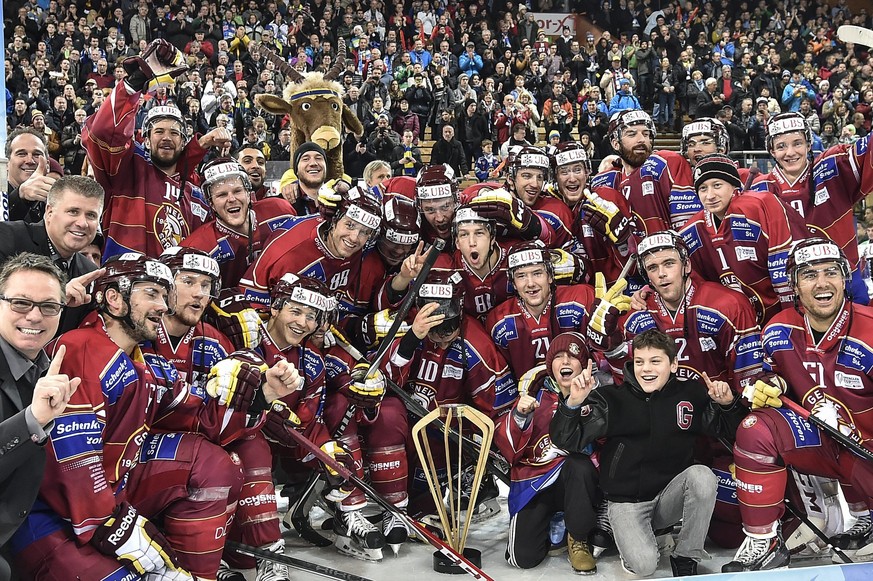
left=0, top=253, right=78, bottom=580
left=0, top=176, right=105, bottom=336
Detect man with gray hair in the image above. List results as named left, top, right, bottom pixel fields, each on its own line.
left=0, top=176, right=105, bottom=335
left=697, top=77, right=725, bottom=117
left=4, top=127, right=56, bottom=223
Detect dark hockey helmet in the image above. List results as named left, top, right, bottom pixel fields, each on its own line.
left=507, top=240, right=554, bottom=281
left=509, top=145, right=551, bottom=180
left=765, top=112, right=813, bottom=152
left=608, top=109, right=657, bottom=143
left=271, top=272, right=335, bottom=327
left=416, top=269, right=464, bottom=320
left=786, top=237, right=851, bottom=286
left=143, top=104, right=189, bottom=145
left=636, top=230, right=690, bottom=284
left=381, top=195, right=421, bottom=246
left=200, top=157, right=252, bottom=202
left=452, top=203, right=495, bottom=239
left=332, top=185, right=383, bottom=237
left=551, top=141, right=592, bottom=174
left=94, top=253, right=174, bottom=307
left=415, top=164, right=459, bottom=209
left=680, top=117, right=730, bottom=157
left=159, top=246, right=221, bottom=298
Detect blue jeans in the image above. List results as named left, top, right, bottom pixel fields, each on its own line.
left=607, top=465, right=716, bottom=576
left=656, top=91, right=676, bottom=126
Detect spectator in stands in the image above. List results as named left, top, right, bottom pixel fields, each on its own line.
left=697, top=77, right=725, bottom=118
left=405, top=72, right=433, bottom=134
left=391, top=98, right=421, bottom=144
left=390, top=130, right=423, bottom=177
left=609, top=79, right=642, bottom=116
left=431, top=124, right=468, bottom=177
left=457, top=99, right=489, bottom=169
left=61, top=109, right=88, bottom=177
left=653, top=57, right=676, bottom=131
left=782, top=68, right=816, bottom=112
left=368, top=114, right=401, bottom=160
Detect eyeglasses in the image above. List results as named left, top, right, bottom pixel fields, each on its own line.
left=0, top=296, right=65, bottom=317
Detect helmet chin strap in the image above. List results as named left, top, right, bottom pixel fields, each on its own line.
left=102, top=292, right=139, bottom=332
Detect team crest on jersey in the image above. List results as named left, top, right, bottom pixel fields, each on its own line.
left=741, top=415, right=757, bottom=429
left=154, top=202, right=188, bottom=248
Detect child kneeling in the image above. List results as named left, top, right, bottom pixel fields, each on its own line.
left=550, top=329, right=746, bottom=576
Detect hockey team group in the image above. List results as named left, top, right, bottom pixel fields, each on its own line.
left=4, top=37, right=873, bottom=581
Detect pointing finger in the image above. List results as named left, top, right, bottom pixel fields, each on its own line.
left=48, top=344, right=66, bottom=376
left=75, top=268, right=106, bottom=286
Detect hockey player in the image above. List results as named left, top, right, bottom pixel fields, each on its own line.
left=181, top=157, right=296, bottom=290
left=595, top=118, right=732, bottom=239
left=382, top=270, right=518, bottom=514
left=486, top=241, right=622, bottom=379
left=619, top=230, right=763, bottom=391
left=83, top=39, right=234, bottom=259
left=495, top=333, right=599, bottom=573
left=589, top=109, right=655, bottom=192
left=470, top=146, right=571, bottom=248
left=375, top=194, right=422, bottom=271
left=11, top=254, right=299, bottom=580
left=552, top=329, right=746, bottom=577
left=252, top=273, right=389, bottom=562
left=415, top=164, right=463, bottom=247
left=239, top=188, right=387, bottom=319
left=143, top=247, right=291, bottom=580
left=237, top=146, right=269, bottom=201
left=724, top=238, right=873, bottom=572
left=749, top=112, right=873, bottom=304
left=679, top=154, right=808, bottom=325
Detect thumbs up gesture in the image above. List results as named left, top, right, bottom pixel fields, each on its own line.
left=31, top=344, right=80, bottom=426
left=18, top=156, right=56, bottom=203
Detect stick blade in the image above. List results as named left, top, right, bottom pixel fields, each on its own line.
left=837, top=25, right=873, bottom=47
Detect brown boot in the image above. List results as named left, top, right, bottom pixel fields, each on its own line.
left=568, top=533, right=597, bottom=575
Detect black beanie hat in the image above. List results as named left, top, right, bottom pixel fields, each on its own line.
left=693, top=153, right=741, bottom=191
left=293, top=142, right=327, bottom=173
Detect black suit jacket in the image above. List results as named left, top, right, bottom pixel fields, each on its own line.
left=0, top=354, right=46, bottom=580
left=0, top=220, right=98, bottom=336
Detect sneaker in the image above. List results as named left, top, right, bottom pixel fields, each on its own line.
left=721, top=530, right=790, bottom=572
left=217, top=561, right=246, bottom=581
left=831, top=515, right=872, bottom=550
left=567, top=533, right=597, bottom=574
left=670, top=555, right=698, bottom=576
left=255, top=539, right=291, bottom=581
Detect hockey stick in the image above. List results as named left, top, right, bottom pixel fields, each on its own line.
left=742, top=166, right=760, bottom=192
left=335, top=238, right=446, bottom=436
left=226, top=541, right=374, bottom=581
left=284, top=471, right=333, bottom=547
left=778, top=396, right=873, bottom=463
left=836, top=25, right=873, bottom=47
left=279, top=423, right=496, bottom=581
left=332, top=334, right=511, bottom=485
left=782, top=498, right=854, bottom=564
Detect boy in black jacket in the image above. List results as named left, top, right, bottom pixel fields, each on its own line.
left=550, top=329, right=746, bottom=576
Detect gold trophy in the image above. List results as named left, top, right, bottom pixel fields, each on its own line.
left=411, top=404, right=495, bottom=574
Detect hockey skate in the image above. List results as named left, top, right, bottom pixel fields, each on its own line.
left=216, top=561, right=246, bottom=581
left=458, top=471, right=500, bottom=524
left=334, top=508, right=386, bottom=561
left=588, top=499, right=614, bottom=557
left=721, top=528, right=790, bottom=572
left=831, top=514, right=872, bottom=551
left=254, top=539, right=292, bottom=581
left=382, top=508, right=412, bottom=555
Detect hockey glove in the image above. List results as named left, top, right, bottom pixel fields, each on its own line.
left=742, top=374, right=787, bottom=409
left=361, top=308, right=411, bottom=348
left=346, top=363, right=386, bottom=409
left=320, top=440, right=354, bottom=481
left=91, top=502, right=188, bottom=577
left=205, top=351, right=268, bottom=409
left=123, top=39, right=189, bottom=95
left=551, top=248, right=584, bottom=285
left=317, top=178, right=352, bottom=221
left=262, top=400, right=304, bottom=447
left=469, top=188, right=539, bottom=238
left=207, top=289, right=262, bottom=350
left=582, top=188, right=632, bottom=245
left=586, top=273, right=631, bottom=351
left=518, top=364, right=548, bottom=397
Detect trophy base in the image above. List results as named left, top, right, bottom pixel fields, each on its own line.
left=433, top=548, right=482, bottom=574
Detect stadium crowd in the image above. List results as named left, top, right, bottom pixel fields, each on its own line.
left=3, top=1, right=873, bottom=581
